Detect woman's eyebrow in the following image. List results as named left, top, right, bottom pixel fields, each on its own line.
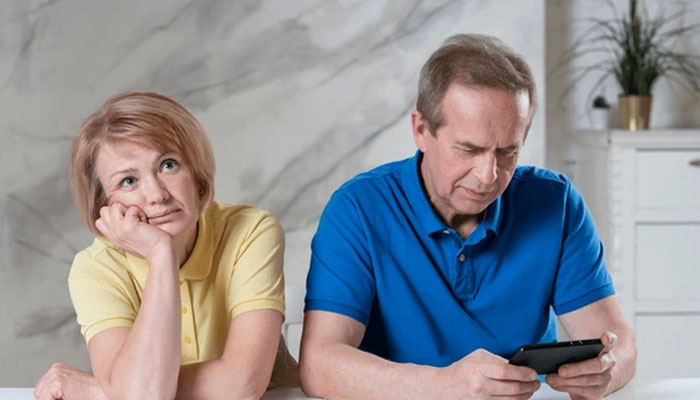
left=109, top=168, right=137, bottom=180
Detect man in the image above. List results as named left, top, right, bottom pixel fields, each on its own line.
left=299, top=34, right=636, bottom=399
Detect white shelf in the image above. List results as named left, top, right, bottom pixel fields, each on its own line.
left=572, top=128, right=700, bottom=380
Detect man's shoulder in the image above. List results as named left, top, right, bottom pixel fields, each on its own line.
left=510, top=165, right=571, bottom=193
left=335, top=157, right=410, bottom=198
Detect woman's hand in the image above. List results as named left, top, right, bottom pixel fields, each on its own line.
left=34, top=363, right=108, bottom=400
left=95, top=203, right=174, bottom=263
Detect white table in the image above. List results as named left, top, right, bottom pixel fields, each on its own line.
left=3, top=378, right=699, bottom=399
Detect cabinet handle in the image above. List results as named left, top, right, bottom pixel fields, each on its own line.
left=691, top=159, right=700, bottom=167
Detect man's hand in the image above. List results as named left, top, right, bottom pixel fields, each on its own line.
left=34, top=363, right=108, bottom=400
left=95, top=203, right=174, bottom=263
left=545, top=332, right=618, bottom=399
left=441, top=348, right=541, bottom=399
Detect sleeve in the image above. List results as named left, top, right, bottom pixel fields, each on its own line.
left=552, top=180, right=615, bottom=315
left=227, top=213, right=286, bottom=319
left=304, top=189, right=376, bottom=326
left=68, top=252, right=139, bottom=344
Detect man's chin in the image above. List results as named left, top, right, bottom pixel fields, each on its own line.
left=452, top=197, right=491, bottom=215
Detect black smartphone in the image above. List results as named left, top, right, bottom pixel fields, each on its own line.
left=508, top=339, right=604, bottom=375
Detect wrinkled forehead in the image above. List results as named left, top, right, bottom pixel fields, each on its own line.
left=95, top=134, right=179, bottom=162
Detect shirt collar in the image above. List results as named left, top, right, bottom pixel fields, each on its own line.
left=482, top=192, right=504, bottom=236
left=401, top=150, right=451, bottom=236
left=126, top=206, right=214, bottom=282
left=401, top=150, right=504, bottom=237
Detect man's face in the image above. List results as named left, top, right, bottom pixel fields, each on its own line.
left=412, top=84, right=531, bottom=221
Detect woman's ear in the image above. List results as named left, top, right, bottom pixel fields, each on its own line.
left=198, top=181, right=212, bottom=212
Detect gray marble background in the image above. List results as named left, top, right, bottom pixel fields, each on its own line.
left=0, top=0, right=546, bottom=385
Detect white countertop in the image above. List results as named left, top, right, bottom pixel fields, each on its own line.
left=3, top=378, right=699, bottom=399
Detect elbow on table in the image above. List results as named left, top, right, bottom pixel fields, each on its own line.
left=124, top=386, right=178, bottom=400
left=298, top=348, right=327, bottom=398
left=219, top=369, right=268, bottom=400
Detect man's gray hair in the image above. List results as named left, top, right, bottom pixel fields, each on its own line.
left=416, top=33, right=537, bottom=134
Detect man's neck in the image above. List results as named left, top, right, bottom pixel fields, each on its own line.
left=419, top=155, right=484, bottom=239
left=449, top=211, right=485, bottom=239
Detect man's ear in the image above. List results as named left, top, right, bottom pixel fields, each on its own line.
left=411, top=110, right=430, bottom=152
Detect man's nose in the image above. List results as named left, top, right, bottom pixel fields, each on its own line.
left=142, top=177, right=170, bottom=204
left=473, top=153, right=498, bottom=186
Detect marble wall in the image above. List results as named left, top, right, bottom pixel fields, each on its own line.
left=0, top=0, right=545, bottom=386
left=546, top=0, right=700, bottom=173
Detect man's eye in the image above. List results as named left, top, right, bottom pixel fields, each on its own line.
left=161, top=159, right=178, bottom=171
left=120, top=177, right=136, bottom=187
left=498, top=150, right=518, bottom=157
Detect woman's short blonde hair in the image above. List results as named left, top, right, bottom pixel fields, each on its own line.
left=69, top=92, right=215, bottom=234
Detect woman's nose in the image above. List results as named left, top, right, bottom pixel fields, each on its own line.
left=143, top=177, right=170, bottom=204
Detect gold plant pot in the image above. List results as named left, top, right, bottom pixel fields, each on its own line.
left=619, top=95, right=652, bottom=130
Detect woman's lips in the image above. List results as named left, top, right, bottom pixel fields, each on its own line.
left=148, top=209, right=180, bottom=223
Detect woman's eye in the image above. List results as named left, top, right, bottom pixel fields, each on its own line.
left=120, top=177, right=136, bottom=187
left=161, top=159, right=178, bottom=172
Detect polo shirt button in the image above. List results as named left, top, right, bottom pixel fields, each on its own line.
left=442, top=229, right=449, bottom=235
left=459, top=254, right=466, bottom=262
left=184, top=336, right=192, bottom=344
left=181, top=307, right=188, bottom=314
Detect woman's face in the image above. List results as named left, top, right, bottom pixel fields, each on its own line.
left=94, top=140, right=202, bottom=251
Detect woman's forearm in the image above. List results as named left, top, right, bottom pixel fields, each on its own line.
left=176, top=358, right=266, bottom=400
left=175, top=310, right=284, bottom=400
left=102, top=245, right=182, bottom=400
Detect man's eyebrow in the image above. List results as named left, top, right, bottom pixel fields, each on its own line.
left=455, top=141, right=519, bottom=151
left=455, top=140, right=484, bottom=149
left=497, top=145, right=520, bottom=152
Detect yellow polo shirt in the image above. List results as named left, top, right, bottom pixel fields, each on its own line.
left=68, top=201, right=296, bottom=387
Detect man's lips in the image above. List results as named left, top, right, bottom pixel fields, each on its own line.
left=461, top=187, right=493, bottom=199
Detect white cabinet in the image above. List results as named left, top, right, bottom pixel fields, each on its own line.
left=571, top=130, right=700, bottom=379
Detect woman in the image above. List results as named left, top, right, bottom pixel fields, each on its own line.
left=34, top=92, right=298, bottom=400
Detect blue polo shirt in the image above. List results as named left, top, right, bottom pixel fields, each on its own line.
left=305, top=151, right=614, bottom=367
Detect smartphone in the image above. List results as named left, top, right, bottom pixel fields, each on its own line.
left=508, top=339, right=604, bottom=375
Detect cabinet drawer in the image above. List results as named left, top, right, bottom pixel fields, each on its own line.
left=636, top=315, right=700, bottom=379
left=636, top=149, right=700, bottom=209
left=636, top=224, right=700, bottom=301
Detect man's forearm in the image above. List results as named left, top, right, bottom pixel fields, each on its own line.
left=301, top=342, right=442, bottom=400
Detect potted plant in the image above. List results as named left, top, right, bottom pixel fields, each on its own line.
left=552, top=0, right=700, bottom=130
left=590, top=95, right=611, bottom=130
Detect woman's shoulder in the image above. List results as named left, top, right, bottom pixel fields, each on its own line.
left=207, top=201, right=283, bottom=242
left=69, top=237, right=130, bottom=280
left=208, top=201, right=281, bottom=227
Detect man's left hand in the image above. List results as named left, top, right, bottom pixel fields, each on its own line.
left=545, top=332, right=618, bottom=400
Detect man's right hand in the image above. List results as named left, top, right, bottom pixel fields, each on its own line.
left=95, top=203, right=174, bottom=264
left=441, top=348, right=541, bottom=399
